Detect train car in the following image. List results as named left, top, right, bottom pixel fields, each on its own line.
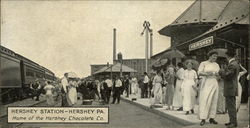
left=0, top=46, right=23, bottom=103
left=0, top=46, right=55, bottom=104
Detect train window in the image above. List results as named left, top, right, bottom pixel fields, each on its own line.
left=35, top=71, right=44, bottom=78
left=26, top=69, right=34, bottom=77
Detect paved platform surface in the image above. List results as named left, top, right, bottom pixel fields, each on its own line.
left=1, top=96, right=183, bottom=128
left=121, top=94, right=249, bottom=128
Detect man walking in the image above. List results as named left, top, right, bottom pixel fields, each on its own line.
left=61, top=73, right=69, bottom=106
left=124, top=75, right=130, bottom=97
left=100, top=79, right=108, bottom=103
left=112, top=76, right=122, bottom=104
left=105, top=77, right=113, bottom=104
left=219, top=50, right=239, bottom=128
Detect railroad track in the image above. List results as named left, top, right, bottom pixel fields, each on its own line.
left=15, top=100, right=47, bottom=128
left=0, top=100, right=46, bottom=128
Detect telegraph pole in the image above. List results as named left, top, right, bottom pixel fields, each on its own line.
left=141, top=21, right=152, bottom=73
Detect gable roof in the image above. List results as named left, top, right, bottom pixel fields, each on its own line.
left=93, top=63, right=137, bottom=75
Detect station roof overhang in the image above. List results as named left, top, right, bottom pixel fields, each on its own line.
left=158, top=22, right=216, bottom=37
left=159, top=0, right=231, bottom=37
left=171, top=0, right=249, bottom=49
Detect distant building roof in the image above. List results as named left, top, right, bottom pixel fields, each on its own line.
left=93, top=63, right=137, bottom=75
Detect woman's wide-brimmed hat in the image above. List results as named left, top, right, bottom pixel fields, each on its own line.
left=67, top=72, right=78, bottom=79
left=184, top=59, right=199, bottom=70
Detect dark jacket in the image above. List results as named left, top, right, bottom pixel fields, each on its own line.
left=219, top=59, right=239, bottom=96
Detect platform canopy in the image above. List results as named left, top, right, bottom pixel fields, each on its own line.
left=93, top=62, right=137, bottom=75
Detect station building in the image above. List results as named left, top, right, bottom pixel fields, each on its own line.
left=159, top=0, right=249, bottom=66
left=158, top=0, right=249, bottom=102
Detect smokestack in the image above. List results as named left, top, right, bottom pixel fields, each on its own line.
left=113, top=28, right=116, bottom=61
left=150, top=29, right=153, bottom=58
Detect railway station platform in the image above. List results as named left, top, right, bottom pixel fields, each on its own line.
left=121, top=94, right=249, bottom=128
left=0, top=95, right=46, bottom=118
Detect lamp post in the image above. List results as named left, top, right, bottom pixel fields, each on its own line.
left=141, top=21, right=152, bottom=73
left=107, top=62, right=113, bottom=80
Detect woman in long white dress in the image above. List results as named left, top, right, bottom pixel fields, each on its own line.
left=151, top=70, right=163, bottom=105
left=236, top=64, right=247, bottom=111
left=198, top=51, right=220, bottom=126
left=44, top=81, right=55, bottom=106
left=68, top=79, right=78, bottom=105
left=182, top=61, right=198, bottom=115
left=164, top=66, right=175, bottom=110
left=131, top=76, right=138, bottom=95
left=173, top=63, right=185, bottom=110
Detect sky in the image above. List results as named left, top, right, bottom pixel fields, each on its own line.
left=1, top=0, right=194, bottom=78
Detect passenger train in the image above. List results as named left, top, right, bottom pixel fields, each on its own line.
left=0, top=45, right=55, bottom=104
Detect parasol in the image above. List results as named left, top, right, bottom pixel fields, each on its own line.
left=209, top=48, right=228, bottom=58
left=161, top=48, right=185, bottom=59
left=152, top=58, right=169, bottom=69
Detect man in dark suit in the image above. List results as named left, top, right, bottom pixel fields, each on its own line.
left=219, top=50, right=239, bottom=128
left=124, top=75, right=130, bottom=97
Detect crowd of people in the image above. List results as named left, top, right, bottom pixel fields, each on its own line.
left=146, top=49, right=249, bottom=128
left=96, top=49, right=247, bottom=128
left=27, top=49, right=249, bottom=128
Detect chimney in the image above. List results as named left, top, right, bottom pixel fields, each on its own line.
left=113, top=28, right=116, bottom=61
left=150, top=29, right=153, bottom=58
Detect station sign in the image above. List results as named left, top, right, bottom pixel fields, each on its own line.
left=189, top=36, right=213, bottom=51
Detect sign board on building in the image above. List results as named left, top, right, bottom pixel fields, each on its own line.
left=189, top=36, right=213, bottom=51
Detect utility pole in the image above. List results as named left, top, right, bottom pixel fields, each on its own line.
left=141, top=21, right=152, bottom=73
left=150, top=29, right=153, bottom=58
left=118, top=52, right=123, bottom=77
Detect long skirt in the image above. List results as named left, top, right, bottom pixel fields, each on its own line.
left=236, top=83, right=242, bottom=111
left=162, top=87, right=167, bottom=105
left=217, top=80, right=225, bottom=113
left=68, top=87, right=77, bottom=105
left=137, top=88, right=141, bottom=98
left=61, top=93, right=70, bottom=107
left=199, top=78, right=219, bottom=119
left=182, top=82, right=196, bottom=111
left=173, top=80, right=183, bottom=108
left=165, top=84, right=174, bottom=106
left=153, top=83, right=162, bottom=104
left=131, top=83, right=138, bottom=94
left=46, top=94, right=54, bottom=106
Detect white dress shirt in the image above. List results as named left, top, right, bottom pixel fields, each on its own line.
left=115, top=79, right=122, bottom=87
left=143, top=75, right=149, bottom=84
left=105, top=79, right=113, bottom=88
left=61, top=77, right=68, bottom=92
